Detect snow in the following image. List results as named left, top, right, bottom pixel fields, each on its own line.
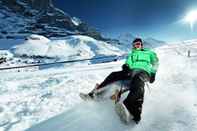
left=12, top=34, right=51, bottom=57
left=0, top=61, right=122, bottom=131
left=27, top=100, right=136, bottom=131
left=0, top=36, right=197, bottom=131
left=0, top=50, right=13, bottom=59
left=25, top=45, right=197, bottom=131
left=71, top=17, right=82, bottom=26
left=0, top=8, right=28, bottom=36
left=12, top=35, right=123, bottom=61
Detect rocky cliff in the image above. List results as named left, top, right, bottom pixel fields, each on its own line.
left=0, top=0, right=104, bottom=40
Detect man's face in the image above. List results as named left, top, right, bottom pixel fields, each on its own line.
left=134, top=41, right=142, bottom=49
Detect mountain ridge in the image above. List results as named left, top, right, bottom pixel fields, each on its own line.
left=0, top=0, right=104, bottom=40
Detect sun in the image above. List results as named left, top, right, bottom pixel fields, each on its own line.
left=184, top=10, right=197, bottom=30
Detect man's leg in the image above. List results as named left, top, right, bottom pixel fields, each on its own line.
left=88, top=70, right=130, bottom=97
left=97, top=70, right=130, bottom=89
left=123, top=75, right=145, bottom=123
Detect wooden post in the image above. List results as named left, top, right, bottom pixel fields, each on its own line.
left=187, top=50, right=191, bottom=57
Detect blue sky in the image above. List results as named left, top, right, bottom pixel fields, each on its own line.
left=54, top=0, right=197, bottom=42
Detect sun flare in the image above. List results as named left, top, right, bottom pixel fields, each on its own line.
left=184, top=10, right=197, bottom=30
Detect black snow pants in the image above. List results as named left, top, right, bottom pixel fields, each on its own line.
left=123, top=75, right=145, bottom=122
left=97, top=69, right=150, bottom=122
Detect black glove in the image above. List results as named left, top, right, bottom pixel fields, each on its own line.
left=150, top=73, right=156, bottom=83
left=122, top=64, right=130, bottom=72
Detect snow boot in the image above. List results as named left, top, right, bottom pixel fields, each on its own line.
left=80, top=83, right=103, bottom=101
left=133, top=117, right=140, bottom=124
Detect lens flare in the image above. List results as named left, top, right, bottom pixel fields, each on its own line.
left=184, top=10, right=197, bottom=30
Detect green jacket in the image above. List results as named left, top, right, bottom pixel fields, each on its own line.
left=125, top=48, right=159, bottom=75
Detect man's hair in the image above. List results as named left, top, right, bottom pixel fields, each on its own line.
left=132, top=38, right=143, bottom=44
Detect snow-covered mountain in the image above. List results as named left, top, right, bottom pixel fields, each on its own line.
left=118, top=33, right=136, bottom=46
left=0, top=0, right=103, bottom=40
left=0, top=34, right=124, bottom=73
left=144, top=37, right=167, bottom=48
left=0, top=0, right=168, bottom=47
left=117, top=33, right=167, bottom=50
left=11, top=34, right=123, bottom=61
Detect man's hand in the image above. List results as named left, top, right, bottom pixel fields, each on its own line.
left=122, top=64, right=130, bottom=72
left=150, top=73, right=156, bottom=83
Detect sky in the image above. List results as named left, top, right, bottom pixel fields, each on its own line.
left=54, top=0, right=197, bottom=42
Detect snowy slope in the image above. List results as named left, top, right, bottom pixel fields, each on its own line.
left=11, top=34, right=123, bottom=61
left=27, top=100, right=136, bottom=131
left=26, top=43, right=197, bottom=131
left=0, top=49, right=39, bottom=73
left=0, top=40, right=197, bottom=131
left=0, top=34, right=123, bottom=73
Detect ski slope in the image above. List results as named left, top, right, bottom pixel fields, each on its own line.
left=0, top=41, right=197, bottom=131
left=27, top=100, right=137, bottom=131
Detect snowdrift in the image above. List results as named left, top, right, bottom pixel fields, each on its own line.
left=11, top=34, right=123, bottom=60
left=26, top=81, right=137, bottom=131
left=12, top=34, right=51, bottom=57
left=26, top=100, right=136, bottom=131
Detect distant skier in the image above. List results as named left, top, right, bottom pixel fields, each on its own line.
left=86, top=38, right=159, bottom=124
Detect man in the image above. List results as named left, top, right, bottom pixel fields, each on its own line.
left=88, top=38, right=159, bottom=124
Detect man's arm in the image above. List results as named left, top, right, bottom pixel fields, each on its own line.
left=125, top=51, right=133, bottom=67
left=151, top=52, right=159, bottom=73
left=150, top=51, right=159, bottom=83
